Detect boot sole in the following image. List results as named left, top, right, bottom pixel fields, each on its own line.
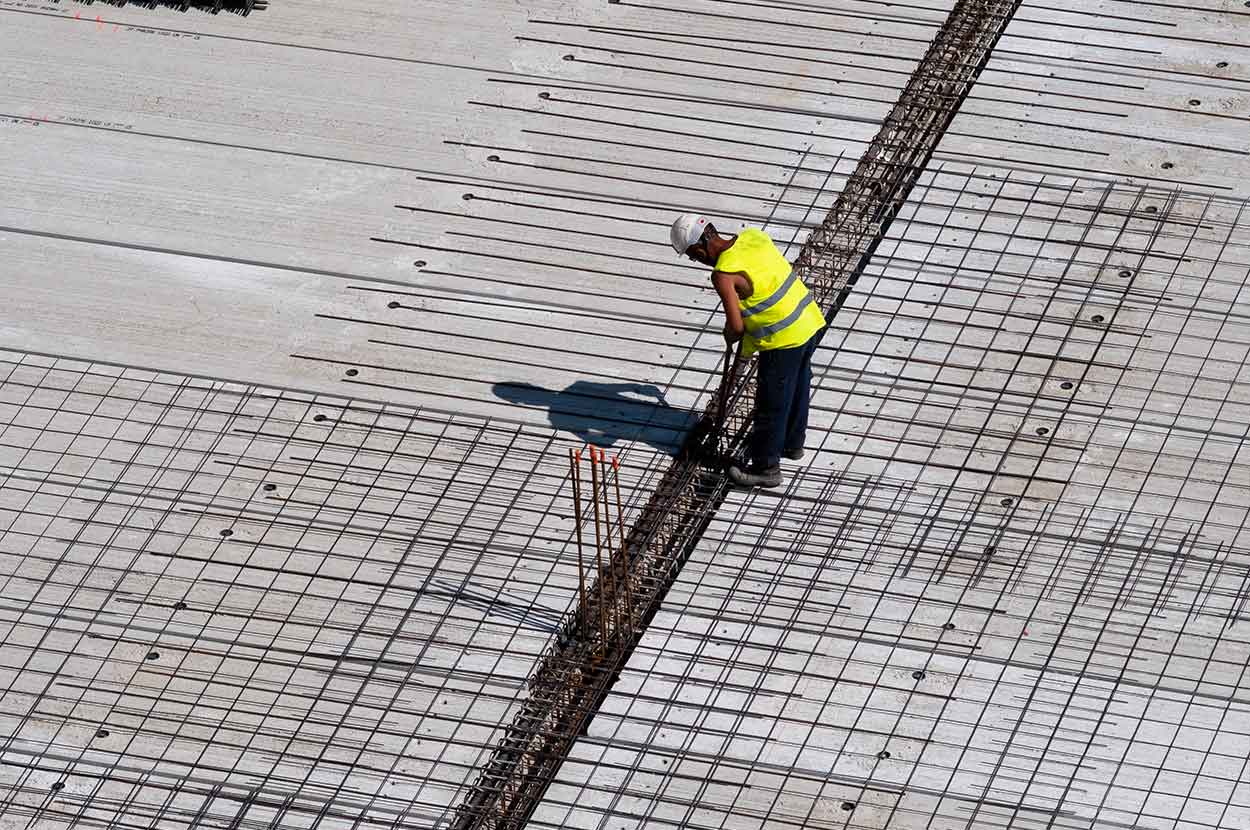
left=728, top=469, right=783, bottom=488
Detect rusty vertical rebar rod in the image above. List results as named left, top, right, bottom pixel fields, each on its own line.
left=611, top=456, right=633, bottom=634
left=588, top=446, right=608, bottom=651
left=569, top=449, right=589, bottom=638
left=598, top=449, right=622, bottom=638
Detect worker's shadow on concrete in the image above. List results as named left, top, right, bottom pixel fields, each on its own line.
left=492, top=379, right=694, bottom=455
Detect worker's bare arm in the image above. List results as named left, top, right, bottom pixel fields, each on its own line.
left=711, top=271, right=746, bottom=345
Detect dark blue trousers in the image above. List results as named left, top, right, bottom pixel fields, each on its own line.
left=749, top=331, right=822, bottom=468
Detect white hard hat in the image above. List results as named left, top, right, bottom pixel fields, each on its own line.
left=670, top=213, right=710, bottom=254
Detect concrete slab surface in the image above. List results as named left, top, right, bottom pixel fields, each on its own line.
left=1, top=1, right=1248, bottom=829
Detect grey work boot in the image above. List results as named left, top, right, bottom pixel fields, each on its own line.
left=783, top=447, right=805, bottom=462
left=728, top=463, right=782, bottom=489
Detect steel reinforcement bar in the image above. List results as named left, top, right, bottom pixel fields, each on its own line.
left=70, top=0, right=267, bottom=14
left=450, top=3, right=1023, bottom=828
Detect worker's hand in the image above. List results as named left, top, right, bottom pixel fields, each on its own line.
left=722, top=325, right=743, bottom=346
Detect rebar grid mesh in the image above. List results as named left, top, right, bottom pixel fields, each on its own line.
left=0, top=355, right=639, bottom=828
left=526, top=170, right=1250, bottom=830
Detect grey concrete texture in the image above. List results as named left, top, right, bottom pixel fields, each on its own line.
left=0, top=0, right=931, bottom=445
left=1, top=0, right=1249, bottom=829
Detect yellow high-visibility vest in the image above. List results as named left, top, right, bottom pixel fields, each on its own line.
left=715, top=228, right=826, bottom=356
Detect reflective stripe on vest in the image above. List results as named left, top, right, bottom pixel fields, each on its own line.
left=740, top=268, right=799, bottom=319
left=753, top=292, right=814, bottom=338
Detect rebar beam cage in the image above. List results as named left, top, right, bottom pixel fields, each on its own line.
left=450, top=3, right=1024, bottom=828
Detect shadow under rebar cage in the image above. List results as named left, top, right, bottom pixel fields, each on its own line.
left=450, top=2, right=1024, bottom=828
left=68, top=0, right=267, bottom=14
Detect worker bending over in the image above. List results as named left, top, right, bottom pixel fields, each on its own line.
left=671, top=214, right=826, bottom=488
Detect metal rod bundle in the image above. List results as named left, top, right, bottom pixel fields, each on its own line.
left=69, top=0, right=268, bottom=15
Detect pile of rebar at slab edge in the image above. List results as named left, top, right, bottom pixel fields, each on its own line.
left=70, top=0, right=267, bottom=14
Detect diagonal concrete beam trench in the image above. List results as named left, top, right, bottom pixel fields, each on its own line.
left=453, top=4, right=1025, bottom=828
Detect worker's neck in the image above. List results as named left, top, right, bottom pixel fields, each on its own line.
left=708, top=234, right=736, bottom=260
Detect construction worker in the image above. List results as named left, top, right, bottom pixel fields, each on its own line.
left=670, top=214, right=826, bottom=488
